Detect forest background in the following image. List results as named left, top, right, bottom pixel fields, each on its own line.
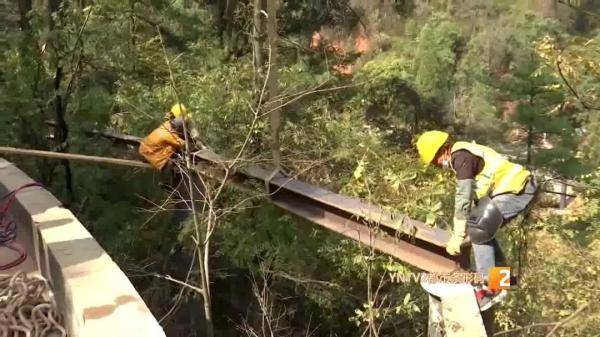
left=1, top=0, right=599, bottom=336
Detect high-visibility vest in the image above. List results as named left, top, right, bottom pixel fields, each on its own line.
left=451, top=141, right=531, bottom=199
left=138, top=121, right=185, bottom=170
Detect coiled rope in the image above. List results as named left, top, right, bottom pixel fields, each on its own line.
left=0, top=272, right=66, bottom=337
left=0, top=183, right=42, bottom=271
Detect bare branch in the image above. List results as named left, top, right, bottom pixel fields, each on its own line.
left=157, top=26, right=215, bottom=337
left=159, top=246, right=199, bottom=324
left=544, top=304, right=589, bottom=337
left=557, top=0, right=600, bottom=19
left=556, top=59, right=600, bottom=111
left=493, top=323, right=557, bottom=336
left=259, top=82, right=365, bottom=118
left=493, top=304, right=589, bottom=336
left=153, top=273, right=203, bottom=294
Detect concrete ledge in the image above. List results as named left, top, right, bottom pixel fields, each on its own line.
left=0, top=158, right=165, bottom=337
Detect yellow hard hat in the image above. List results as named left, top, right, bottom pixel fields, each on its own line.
left=170, top=103, right=188, bottom=118
left=416, top=130, right=449, bottom=165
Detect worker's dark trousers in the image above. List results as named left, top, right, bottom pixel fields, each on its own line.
left=161, top=159, right=205, bottom=228
left=471, top=179, right=536, bottom=280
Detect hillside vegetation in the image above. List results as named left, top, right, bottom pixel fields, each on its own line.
left=1, top=0, right=599, bottom=336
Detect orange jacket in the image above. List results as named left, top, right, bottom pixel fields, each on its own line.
left=139, top=121, right=185, bottom=170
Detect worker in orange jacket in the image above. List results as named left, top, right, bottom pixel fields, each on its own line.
left=139, top=103, right=203, bottom=226
left=139, top=103, right=200, bottom=171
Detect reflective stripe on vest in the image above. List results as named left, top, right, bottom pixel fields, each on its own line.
left=451, top=141, right=531, bottom=199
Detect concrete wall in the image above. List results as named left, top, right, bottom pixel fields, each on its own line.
left=0, top=158, right=165, bottom=337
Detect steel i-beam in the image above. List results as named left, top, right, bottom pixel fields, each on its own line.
left=193, top=150, right=470, bottom=273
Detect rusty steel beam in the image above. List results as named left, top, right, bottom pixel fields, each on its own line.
left=1, top=139, right=471, bottom=272
left=193, top=150, right=470, bottom=273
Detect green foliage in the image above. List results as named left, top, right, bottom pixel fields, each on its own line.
left=582, top=112, right=600, bottom=165
left=2, top=1, right=600, bottom=336
left=279, top=0, right=329, bottom=34
left=358, top=46, right=414, bottom=84
left=496, top=166, right=600, bottom=336
left=497, top=230, right=600, bottom=336
left=498, top=41, right=581, bottom=173
left=341, top=149, right=454, bottom=227
left=413, top=13, right=460, bottom=101
left=356, top=49, right=421, bottom=135
left=536, top=34, right=600, bottom=166
left=0, top=38, right=47, bottom=147
left=392, top=0, right=415, bottom=17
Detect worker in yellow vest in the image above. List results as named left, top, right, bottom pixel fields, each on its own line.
left=416, top=130, right=536, bottom=311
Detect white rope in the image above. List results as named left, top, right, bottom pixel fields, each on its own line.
left=0, top=272, right=66, bottom=337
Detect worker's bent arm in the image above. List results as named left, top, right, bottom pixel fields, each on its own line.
left=454, top=178, right=475, bottom=221
left=445, top=179, right=474, bottom=253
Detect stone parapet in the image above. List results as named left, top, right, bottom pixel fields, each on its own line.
left=0, top=158, right=165, bottom=337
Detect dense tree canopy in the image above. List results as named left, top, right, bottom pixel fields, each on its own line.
left=1, top=0, right=599, bottom=336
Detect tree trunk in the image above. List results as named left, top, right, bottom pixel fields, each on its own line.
left=209, top=0, right=226, bottom=44
left=252, top=0, right=266, bottom=71
left=526, top=125, right=533, bottom=165
left=45, top=0, right=75, bottom=204
left=73, top=0, right=85, bottom=10
left=266, top=0, right=281, bottom=169
left=17, top=0, right=32, bottom=31
left=527, top=94, right=534, bottom=165
left=46, top=0, right=60, bottom=29
left=22, top=0, right=53, bottom=185
left=222, top=0, right=239, bottom=55
left=52, top=65, right=75, bottom=205
left=129, top=0, right=137, bottom=71
left=532, top=0, right=557, bottom=17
